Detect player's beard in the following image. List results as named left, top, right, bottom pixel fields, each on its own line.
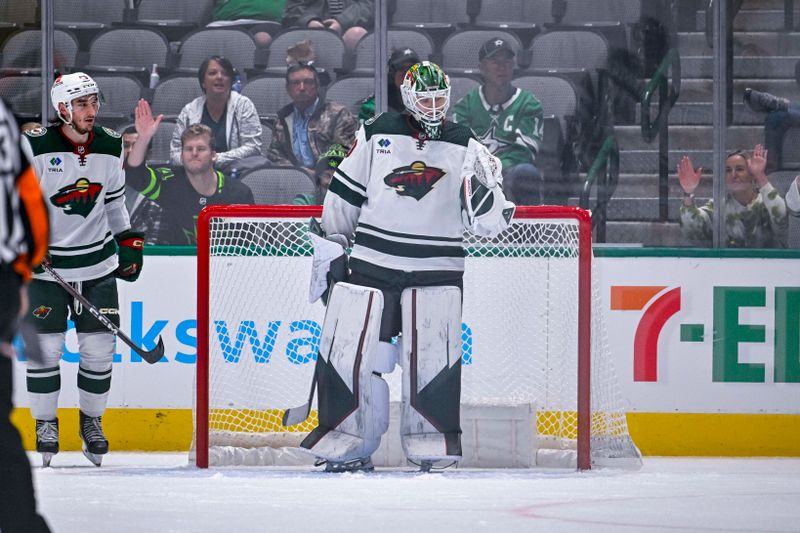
left=71, top=116, right=94, bottom=135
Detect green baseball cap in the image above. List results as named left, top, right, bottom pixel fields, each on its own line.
left=315, top=143, right=348, bottom=172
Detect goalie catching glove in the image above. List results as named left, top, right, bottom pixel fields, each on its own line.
left=114, top=230, right=145, bottom=282
left=461, top=139, right=515, bottom=237
left=462, top=138, right=503, bottom=189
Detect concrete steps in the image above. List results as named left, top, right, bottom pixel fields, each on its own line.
left=615, top=125, right=763, bottom=151
left=677, top=31, right=800, bottom=57
left=679, top=56, right=798, bottom=79
left=696, top=8, right=799, bottom=32
left=603, top=221, right=684, bottom=246
left=635, top=102, right=765, bottom=125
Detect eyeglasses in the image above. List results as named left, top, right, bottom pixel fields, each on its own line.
left=287, top=78, right=317, bottom=88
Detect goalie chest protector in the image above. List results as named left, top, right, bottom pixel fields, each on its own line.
left=330, top=113, right=474, bottom=273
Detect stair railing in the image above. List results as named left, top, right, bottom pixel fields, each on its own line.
left=641, top=47, right=681, bottom=221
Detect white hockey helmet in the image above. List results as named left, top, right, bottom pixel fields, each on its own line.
left=51, top=72, right=99, bottom=124
left=400, top=61, right=450, bottom=139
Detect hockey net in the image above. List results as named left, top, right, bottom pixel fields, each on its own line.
left=194, top=205, right=641, bottom=469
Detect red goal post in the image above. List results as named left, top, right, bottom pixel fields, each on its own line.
left=195, top=204, right=639, bottom=470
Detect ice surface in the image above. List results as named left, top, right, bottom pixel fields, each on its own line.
left=30, top=453, right=800, bottom=533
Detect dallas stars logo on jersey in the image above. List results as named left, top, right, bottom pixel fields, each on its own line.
left=49, top=178, right=102, bottom=217
left=384, top=161, right=446, bottom=200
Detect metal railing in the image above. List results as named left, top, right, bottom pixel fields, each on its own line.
left=640, top=47, right=681, bottom=222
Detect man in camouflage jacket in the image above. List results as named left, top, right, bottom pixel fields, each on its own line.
left=267, top=63, right=357, bottom=173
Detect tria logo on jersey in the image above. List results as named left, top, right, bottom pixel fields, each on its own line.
left=49, top=177, right=102, bottom=217
left=48, top=156, right=63, bottom=173
left=376, top=138, right=392, bottom=154
left=383, top=161, right=446, bottom=200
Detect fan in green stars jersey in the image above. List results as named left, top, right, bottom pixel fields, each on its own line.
left=452, top=37, right=548, bottom=204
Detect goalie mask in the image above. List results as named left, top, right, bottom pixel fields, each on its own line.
left=401, top=61, right=450, bottom=140
left=51, top=72, right=100, bottom=125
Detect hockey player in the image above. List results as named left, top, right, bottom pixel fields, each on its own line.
left=0, top=98, right=51, bottom=532
left=301, top=62, right=515, bottom=472
left=22, top=73, right=145, bottom=467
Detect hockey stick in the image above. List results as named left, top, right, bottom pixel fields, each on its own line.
left=40, top=262, right=165, bottom=364
left=281, top=371, right=316, bottom=427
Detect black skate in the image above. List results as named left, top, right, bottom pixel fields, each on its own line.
left=410, top=458, right=459, bottom=473
left=79, top=411, right=108, bottom=467
left=321, top=457, right=374, bottom=473
left=35, top=418, right=59, bottom=468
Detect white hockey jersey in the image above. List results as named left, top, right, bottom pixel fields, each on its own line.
left=23, top=125, right=130, bottom=281
left=323, top=113, right=508, bottom=272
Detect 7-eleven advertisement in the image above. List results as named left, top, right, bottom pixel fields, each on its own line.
left=599, top=255, right=800, bottom=414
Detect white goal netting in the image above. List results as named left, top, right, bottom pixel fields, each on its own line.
left=194, top=206, right=641, bottom=469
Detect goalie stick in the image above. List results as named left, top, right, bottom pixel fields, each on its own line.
left=40, top=261, right=165, bottom=364
left=281, top=371, right=316, bottom=427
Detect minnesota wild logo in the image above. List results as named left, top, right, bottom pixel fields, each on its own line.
left=49, top=178, right=102, bottom=217
left=32, top=305, right=52, bottom=319
left=383, top=161, right=446, bottom=200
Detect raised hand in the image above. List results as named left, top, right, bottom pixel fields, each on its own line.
left=134, top=98, right=163, bottom=140
left=749, top=143, right=769, bottom=187
left=677, top=155, right=702, bottom=194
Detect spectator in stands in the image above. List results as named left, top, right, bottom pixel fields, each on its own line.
left=130, top=100, right=254, bottom=245
left=121, top=126, right=163, bottom=246
left=282, top=0, right=373, bottom=52
left=678, top=144, right=788, bottom=248
left=292, top=143, right=347, bottom=205
left=170, top=56, right=262, bottom=172
left=358, top=47, right=419, bottom=122
left=267, top=62, right=357, bottom=174
left=743, top=88, right=800, bottom=172
left=452, top=38, right=546, bottom=205
left=208, top=0, right=285, bottom=48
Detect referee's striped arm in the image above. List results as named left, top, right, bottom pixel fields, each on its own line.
left=0, top=99, right=49, bottom=280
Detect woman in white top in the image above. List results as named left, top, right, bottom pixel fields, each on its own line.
left=170, top=56, right=261, bottom=170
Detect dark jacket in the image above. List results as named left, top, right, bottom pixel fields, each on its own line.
left=282, top=0, right=374, bottom=31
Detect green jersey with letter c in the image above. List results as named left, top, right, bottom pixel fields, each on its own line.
left=452, top=87, right=543, bottom=169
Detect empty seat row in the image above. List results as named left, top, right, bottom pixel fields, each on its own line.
left=1, top=26, right=614, bottom=91
left=0, top=0, right=643, bottom=32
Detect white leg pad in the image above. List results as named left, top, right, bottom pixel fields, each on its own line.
left=400, top=286, right=464, bottom=463
left=300, top=282, right=388, bottom=463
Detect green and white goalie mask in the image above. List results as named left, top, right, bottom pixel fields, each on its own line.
left=400, top=61, right=451, bottom=140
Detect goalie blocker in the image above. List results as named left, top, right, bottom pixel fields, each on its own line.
left=300, top=282, right=464, bottom=468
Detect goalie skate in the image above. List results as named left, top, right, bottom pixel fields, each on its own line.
left=79, top=411, right=108, bottom=467
left=36, top=418, right=59, bottom=468
left=321, top=456, right=375, bottom=473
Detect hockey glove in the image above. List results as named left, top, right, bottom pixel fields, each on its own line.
left=462, top=139, right=503, bottom=189
left=115, top=230, right=145, bottom=282
left=307, top=231, right=349, bottom=305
